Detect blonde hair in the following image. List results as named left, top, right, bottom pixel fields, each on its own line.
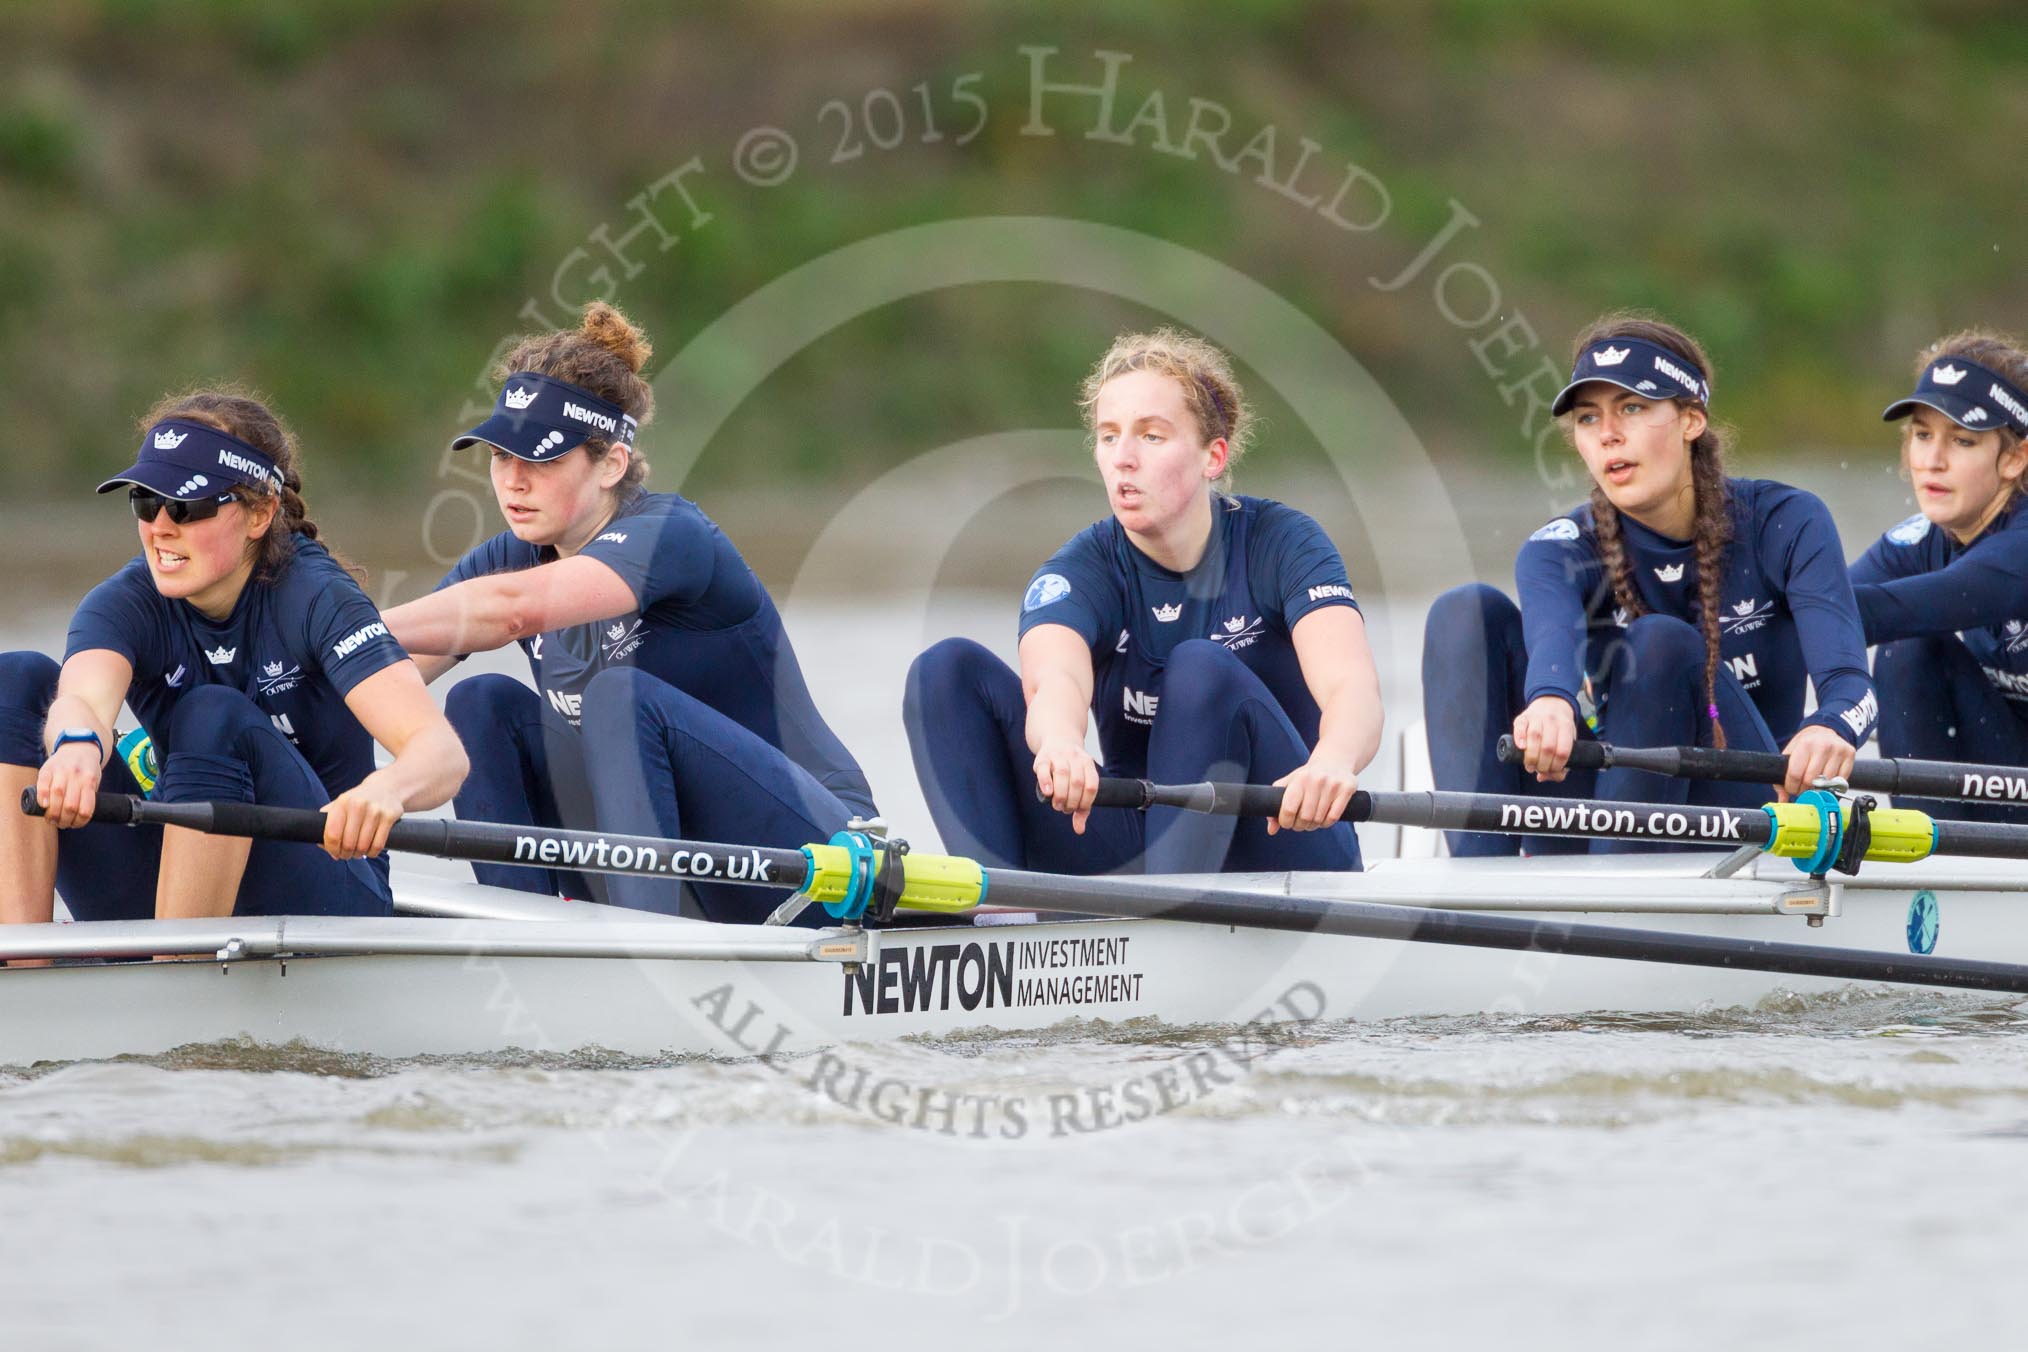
left=492, top=301, right=655, bottom=491
left=1078, top=327, right=1254, bottom=489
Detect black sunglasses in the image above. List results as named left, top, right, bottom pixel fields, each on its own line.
left=128, top=486, right=239, bottom=525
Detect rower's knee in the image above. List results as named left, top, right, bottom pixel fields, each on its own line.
left=0, top=651, right=60, bottom=765
left=445, top=673, right=539, bottom=737
left=906, top=637, right=1006, bottom=722
left=163, top=684, right=266, bottom=746
left=159, top=686, right=271, bottom=804
left=1617, top=613, right=1705, bottom=686
left=1873, top=635, right=1955, bottom=700
left=1424, top=583, right=1520, bottom=652
left=1159, top=640, right=1256, bottom=718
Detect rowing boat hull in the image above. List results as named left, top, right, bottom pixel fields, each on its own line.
left=1, top=855, right=2018, bottom=1066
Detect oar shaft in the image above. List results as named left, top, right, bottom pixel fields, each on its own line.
left=972, top=866, right=2028, bottom=995
left=1495, top=735, right=2028, bottom=804
left=1094, top=778, right=1777, bottom=850
left=21, top=790, right=815, bottom=890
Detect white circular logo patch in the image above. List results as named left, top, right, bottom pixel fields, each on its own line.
left=1023, top=572, right=1072, bottom=612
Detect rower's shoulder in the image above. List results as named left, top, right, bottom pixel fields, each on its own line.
left=73, top=555, right=160, bottom=618
left=1728, top=476, right=1826, bottom=518
left=1727, top=478, right=1842, bottom=543
left=1521, top=501, right=1596, bottom=548
left=1233, top=493, right=1324, bottom=535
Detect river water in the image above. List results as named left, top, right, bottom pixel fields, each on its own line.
left=5, top=466, right=2026, bottom=1347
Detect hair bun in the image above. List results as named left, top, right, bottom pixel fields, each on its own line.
left=580, top=301, right=652, bottom=374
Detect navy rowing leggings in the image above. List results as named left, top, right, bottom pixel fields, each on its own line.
left=902, top=637, right=1362, bottom=875
left=0, top=650, right=391, bottom=921
left=444, top=668, right=872, bottom=925
left=1421, top=584, right=1776, bottom=856
left=1873, top=635, right=2028, bottom=825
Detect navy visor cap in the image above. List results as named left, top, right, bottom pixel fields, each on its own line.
left=1883, top=357, right=2028, bottom=438
left=1549, top=337, right=1712, bottom=417
left=452, top=372, right=640, bottom=462
left=95, top=420, right=282, bottom=499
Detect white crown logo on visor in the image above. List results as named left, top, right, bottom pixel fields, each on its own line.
left=153, top=428, right=188, bottom=450
left=1594, top=346, right=1631, bottom=367
left=1932, top=364, right=1968, bottom=386
left=503, top=387, right=538, bottom=410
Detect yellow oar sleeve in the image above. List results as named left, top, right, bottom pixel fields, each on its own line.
left=798, top=844, right=987, bottom=915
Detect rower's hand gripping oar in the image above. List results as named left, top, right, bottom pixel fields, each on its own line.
left=28, top=789, right=2028, bottom=996
left=1497, top=734, right=2028, bottom=806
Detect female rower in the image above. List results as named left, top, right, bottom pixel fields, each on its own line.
left=904, top=328, right=1380, bottom=875
left=1848, top=330, right=2028, bottom=823
left=0, top=390, right=466, bottom=925
left=381, top=303, right=875, bottom=922
left=1422, top=312, right=1876, bottom=855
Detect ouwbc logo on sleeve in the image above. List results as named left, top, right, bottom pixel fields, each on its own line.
left=1024, top=573, right=1072, bottom=611
left=1529, top=518, right=1581, bottom=543
left=1886, top=514, right=1932, bottom=546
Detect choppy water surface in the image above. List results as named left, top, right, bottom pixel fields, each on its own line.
left=5, top=989, right=2026, bottom=1348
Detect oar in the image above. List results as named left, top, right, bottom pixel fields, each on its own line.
left=24, top=789, right=2028, bottom=997
left=1495, top=734, right=2028, bottom=805
left=1086, top=775, right=2028, bottom=866
left=1084, top=776, right=2028, bottom=865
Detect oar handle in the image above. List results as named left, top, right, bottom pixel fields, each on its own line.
left=18, top=788, right=447, bottom=851
left=20, top=787, right=148, bottom=826
left=1092, top=777, right=1292, bottom=818
left=1493, top=736, right=1789, bottom=785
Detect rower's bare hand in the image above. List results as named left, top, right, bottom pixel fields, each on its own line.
left=1270, top=756, right=1358, bottom=834
left=321, top=774, right=405, bottom=859
left=1513, top=696, right=1578, bottom=782
left=35, top=743, right=103, bottom=829
left=1033, top=736, right=1099, bottom=834
left=1778, top=725, right=1856, bottom=802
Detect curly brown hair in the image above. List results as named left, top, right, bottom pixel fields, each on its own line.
left=491, top=301, right=655, bottom=491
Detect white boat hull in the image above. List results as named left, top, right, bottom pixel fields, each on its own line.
left=2, top=853, right=2020, bottom=1066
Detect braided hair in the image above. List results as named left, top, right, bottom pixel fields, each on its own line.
left=1569, top=311, right=1735, bottom=748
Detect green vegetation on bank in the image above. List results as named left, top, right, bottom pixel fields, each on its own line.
left=2, top=0, right=2025, bottom=498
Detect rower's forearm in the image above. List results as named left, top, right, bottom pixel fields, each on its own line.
left=1024, top=679, right=1090, bottom=755
left=1315, top=687, right=1383, bottom=772
left=40, top=695, right=113, bottom=756
left=383, top=726, right=470, bottom=812
left=384, top=580, right=525, bottom=657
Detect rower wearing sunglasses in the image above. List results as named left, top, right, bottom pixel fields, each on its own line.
left=0, top=391, right=466, bottom=928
